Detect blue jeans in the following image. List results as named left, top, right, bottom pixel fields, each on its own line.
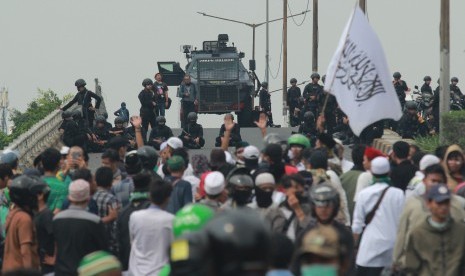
left=156, top=101, right=166, bottom=117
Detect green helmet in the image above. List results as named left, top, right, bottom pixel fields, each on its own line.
left=288, top=134, right=310, bottom=148
left=173, top=204, right=215, bottom=238
left=158, top=264, right=171, bottom=276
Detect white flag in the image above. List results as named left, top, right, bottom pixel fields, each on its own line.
left=324, top=6, right=402, bottom=136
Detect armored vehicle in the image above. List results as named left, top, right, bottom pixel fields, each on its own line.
left=158, top=34, right=257, bottom=127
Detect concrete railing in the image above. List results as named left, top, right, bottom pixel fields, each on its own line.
left=4, top=78, right=107, bottom=168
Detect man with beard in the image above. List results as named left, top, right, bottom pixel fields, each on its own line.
left=148, top=116, right=174, bottom=150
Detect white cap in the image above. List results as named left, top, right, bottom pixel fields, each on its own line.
left=255, top=172, right=275, bottom=186
left=371, top=157, right=390, bottom=175
left=167, top=137, right=183, bottom=149
left=160, top=141, right=168, bottom=151
left=205, top=171, right=225, bottom=196
left=60, top=146, right=70, bottom=155
left=419, top=154, right=441, bottom=171
left=243, top=145, right=260, bottom=159
left=224, top=151, right=236, bottom=165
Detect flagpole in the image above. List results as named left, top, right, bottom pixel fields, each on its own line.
left=321, top=4, right=358, bottom=116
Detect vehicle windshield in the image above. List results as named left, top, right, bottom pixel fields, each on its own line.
left=190, top=58, right=239, bottom=80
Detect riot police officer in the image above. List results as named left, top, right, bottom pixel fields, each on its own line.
left=61, top=79, right=102, bottom=128
left=392, top=72, right=410, bottom=109
left=259, top=82, right=280, bottom=128
left=179, top=112, right=205, bottom=149
left=303, top=73, right=323, bottom=117
left=148, top=116, right=174, bottom=150
left=287, top=78, right=302, bottom=126
left=450, top=77, right=463, bottom=99
left=298, top=111, right=318, bottom=147
left=398, top=101, right=427, bottom=139
left=138, top=78, right=157, bottom=133
left=421, top=76, right=433, bottom=94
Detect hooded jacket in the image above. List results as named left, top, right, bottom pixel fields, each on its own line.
left=442, top=144, right=465, bottom=190
left=404, top=217, right=465, bottom=275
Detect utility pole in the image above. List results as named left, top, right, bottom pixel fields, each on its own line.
left=439, top=0, right=450, bottom=143
left=312, top=0, right=318, bottom=73
left=283, top=0, right=288, bottom=122
left=266, top=0, right=270, bottom=84
left=359, top=0, right=367, bottom=13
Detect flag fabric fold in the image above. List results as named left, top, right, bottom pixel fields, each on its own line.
left=324, top=6, right=402, bottom=136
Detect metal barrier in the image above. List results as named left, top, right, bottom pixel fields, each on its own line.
left=3, top=78, right=107, bottom=167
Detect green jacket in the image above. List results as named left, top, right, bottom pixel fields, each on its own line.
left=404, top=217, right=465, bottom=275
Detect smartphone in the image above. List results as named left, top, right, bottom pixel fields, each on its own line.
left=72, top=152, right=81, bottom=160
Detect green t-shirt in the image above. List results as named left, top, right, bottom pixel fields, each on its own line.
left=44, top=176, right=68, bottom=211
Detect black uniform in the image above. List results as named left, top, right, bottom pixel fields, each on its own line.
left=62, top=90, right=102, bottom=127
left=298, top=123, right=318, bottom=147
left=393, top=79, right=409, bottom=109
left=90, top=125, right=111, bottom=152
left=302, top=83, right=322, bottom=116
left=215, top=123, right=242, bottom=147
left=421, top=83, right=433, bottom=94
left=148, top=125, right=174, bottom=150
left=287, top=86, right=301, bottom=114
left=259, top=87, right=275, bottom=126
left=319, top=93, right=338, bottom=135
left=398, top=112, right=427, bottom=139
left=450, top=84, right=463, bottom=98
left=138, top=89, right=156, bottom=132
left=125, top=125, right=147, bottom=151
left=179, top=123, right=205, bottom=149
left=60, top=119, right=84, bottom=147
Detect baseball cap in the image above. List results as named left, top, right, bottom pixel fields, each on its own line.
left=68, top=179, right=90, bottom=202
left=419, top=154, right=441, bottom=171
left=299, top=225, right=340, bottom=258
left=78, top=251, right=121, bottom=276
left=427, top=184, right=451, bottom=203
left=255, top=172, right=275, bottom=186
left=205, top=171, right=225, bottom=196
left=167, top=137, right=183, bottom=149
left=370, top=157, right=390, bottom=175
left=243, top=145, right=260, bottom=160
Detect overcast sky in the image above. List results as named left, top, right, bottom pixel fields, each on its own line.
left=1, top=0, right=464, bottom=127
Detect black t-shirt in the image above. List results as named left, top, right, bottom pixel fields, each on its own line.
left=153, top=81, right=168, bottom=102
left=53, top=207, right=108, bottom=275
left=34, top=208, right=55, bottom=274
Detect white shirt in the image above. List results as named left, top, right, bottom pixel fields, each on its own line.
left=354, top=171, right=372, bottom=202
left=129, top=206, right=174, bottom=276
left=341, top=159, right=354, bottom=174
left=352, top=182, right=405, bottom=267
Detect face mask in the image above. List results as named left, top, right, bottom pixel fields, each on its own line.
left=232, top=189, right=252, bottom=206
left=255, top=188, right=273, bottom=208
left=301, top=265, right=337, bottom=276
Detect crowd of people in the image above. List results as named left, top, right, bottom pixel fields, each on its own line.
left=1, top=104, right=465, bottom=275
left=1, top=71, right=464, bottom=276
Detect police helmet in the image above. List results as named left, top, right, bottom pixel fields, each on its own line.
left=290, top=78, right=297, bottom=84
left=114, top=116, right=125, bottom=125
left=142, top=78, right=154, bottom=87
left=187, top=112, right=198, bottom=123
left=261, top=81, right=268, bottom=88
left=204, top=209, right=272, bottom=275
left=451, top=77, right=459, bottom=83
left=95, top=115, right=106, bottom=124
left=311, top=73, right=320, bottom=80
left=62, top=110, right=73, bottom=119
left=309, top=183, right=340, bottom=222
left=303, top=111, right=315, bottom=122
left=10, top=175, right=49, bottom=210
left=423, top=76, right=431, bottom=81
left=136, top=146, right=159, bottom=170
left=156, top=116, right=166, bottom=124
left=228, top=174, right=254, bottom=188
left=405, top=101, right=417, bottom=110
left=393, top=72, right=401, bottom=79
left=263, top=133, right=284, bottom=147
left=75, top=79, right=86, bottom=87
left=72, top=110, right=82, bottom=120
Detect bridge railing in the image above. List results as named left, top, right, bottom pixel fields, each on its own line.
left=4, top=78, right=106, bottom=167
